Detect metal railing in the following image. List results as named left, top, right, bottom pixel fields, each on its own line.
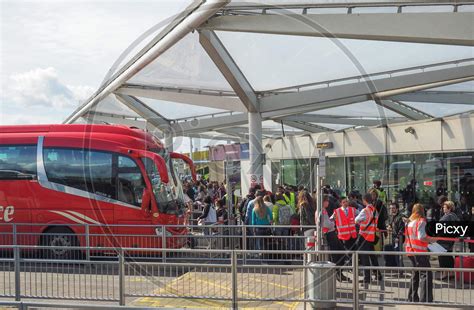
left=0, top=245, right=473, bottom=309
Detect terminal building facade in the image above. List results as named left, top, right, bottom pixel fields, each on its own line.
left=216, top=113, right=474, bottom=210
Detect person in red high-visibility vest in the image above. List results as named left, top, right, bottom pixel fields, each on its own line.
left=404, top=203, right=433, bottom=303
left=331, top=198, right=359, bottom=266
left=319, top=195, right=350, bottom=282
left=355, top=193, right=382, bottom=283
left=332, top=198, right=358, bottom=250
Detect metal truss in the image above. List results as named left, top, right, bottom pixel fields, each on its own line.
left=64, top=0, right=474, bottom=139
left=185, top=132, right=246, bottom=142
left=199, top=29, right=259, bottom=112
left=220, top=1, right=470, bottom=13
left=376, top=100, right=433, bottom=120
left=171, top=113, right=248, bottom=135
left=203, top=12, right=473, bottom=46
left=390, top=90, right=474, bottom=104
left=115, top=94, right=170, bottom=129
left=64, top=0, right=228, bottom=124
left=115, top=84, right=245, bottom=112
left=277, top=120, right=333, bottom=133
left=280, top=114, right=405, bottom=126
left=260, top=62, right=474, bottom=118
left=215, top=126, right=296, bottom=138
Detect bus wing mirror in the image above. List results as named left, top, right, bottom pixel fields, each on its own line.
left=135, top=150, right=169, bottom=184
left=170, top=152, right=196, bottom=182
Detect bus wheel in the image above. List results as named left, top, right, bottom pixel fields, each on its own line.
left=40, top=227, right=80, bottom=260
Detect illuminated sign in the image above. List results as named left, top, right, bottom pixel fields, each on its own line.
left=316, top=142, right=333, bottom=149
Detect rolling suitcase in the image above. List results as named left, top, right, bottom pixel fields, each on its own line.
left=455, top=256, right=474, bottom=283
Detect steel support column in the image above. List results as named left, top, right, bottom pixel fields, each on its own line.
left=249, top=112, right=263, bottom=187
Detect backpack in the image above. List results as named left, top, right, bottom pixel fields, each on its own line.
left=278, top=204, right=292, bottom=225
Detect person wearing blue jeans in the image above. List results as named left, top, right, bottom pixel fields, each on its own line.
left=251, top=194, right=273, bottom=252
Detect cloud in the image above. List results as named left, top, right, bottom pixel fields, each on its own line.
left=3, top=67, right=94, bottom=109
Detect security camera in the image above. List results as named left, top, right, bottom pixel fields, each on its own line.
left=404, top=126, right=415, bottom=134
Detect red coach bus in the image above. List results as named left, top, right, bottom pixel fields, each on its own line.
left=0, top=124, right=196, bottom=258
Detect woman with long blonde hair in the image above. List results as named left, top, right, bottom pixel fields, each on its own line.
left=251, top=194, right=272, bottom=251
left=405, top=203, right=433, bottom=302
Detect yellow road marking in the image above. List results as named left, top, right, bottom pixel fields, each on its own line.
left=195, top=277, right=296, bottom=308
left=251, top=276, right=300, bottom=291
left=133, top=270, right=302, bottom=309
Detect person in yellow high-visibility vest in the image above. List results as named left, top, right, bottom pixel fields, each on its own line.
left=282, top=186, right=296, bottom=214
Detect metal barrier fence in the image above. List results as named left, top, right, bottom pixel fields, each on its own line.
left=1, top=223, right=469, bottom=262
left=0, top=245, right=473, bottom=309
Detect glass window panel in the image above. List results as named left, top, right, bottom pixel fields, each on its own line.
left=346, top=156, right=366, bottom=194
left=325, top=157, right=345, bottom=194
left=387, top=154, right=415, bottom=208
left=44, top=148, right=115, bottom=199
left=445, top=153, right=474, bottom=220
left=296, top=159, right=311, bottom=189
left=282, top=159, right=297, bottom=187
left=414, top=153, right=445, bottom=207
left=366, top=155, right=388, bottom=198
left=118, top=156, right=145, bottom=207
left=271, top=161, right=282, bottom=193
left=0, top=145, right=37, bottom=178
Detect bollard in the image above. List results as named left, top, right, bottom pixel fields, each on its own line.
left=306, top=261, right=336, bottom=309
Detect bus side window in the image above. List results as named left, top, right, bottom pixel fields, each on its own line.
left=0, top=145, right=37, bottom=179
left=117, top=156, right=145, bottom=207
left=44, top=148, right=114, bottom=199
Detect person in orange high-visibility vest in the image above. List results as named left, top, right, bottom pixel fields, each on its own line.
left=319, top=195, right=350, bottom=282
left=355, top=193, right=382, bottom=283
left=404, top=203, right=433, bottom=303
left=332, top=197, right=358, bottom=250
left=331, top=197, right=358, bottom=265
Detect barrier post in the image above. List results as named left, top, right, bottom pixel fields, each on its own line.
left=12, top=224, right=17, bottom=246
left=231, top=250, right=238, bottom=309
left=161, top=225, right=167, bottom=263
left=118, top=249, right=125, bottom=306
left=242, top=227, right=247, bottom=264
left=353, top=251, right=359, bottom=310
left=14, top=247, right=20, bottom=301
left=85, top=224, right=91, bottom=261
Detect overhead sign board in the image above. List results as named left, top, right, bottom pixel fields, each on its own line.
left=316, top=142, right=333, bottom=149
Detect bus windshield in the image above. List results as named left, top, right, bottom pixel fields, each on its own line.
left=141, top=155, right=186, bottom=215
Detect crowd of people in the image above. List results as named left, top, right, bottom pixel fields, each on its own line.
left=182, top=178, right=471, bottom=302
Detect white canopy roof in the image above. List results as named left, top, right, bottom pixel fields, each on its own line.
left=65, top=0, right=474, bottom=143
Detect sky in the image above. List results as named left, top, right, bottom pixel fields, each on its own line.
left=1, top=0, right=473, bottom=152
left=0, top=0, right=190, bottom=125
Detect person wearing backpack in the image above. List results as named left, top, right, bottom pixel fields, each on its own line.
left=239, top=188, right=256, bottom=224
left=273, top=193, right=292, bottom=235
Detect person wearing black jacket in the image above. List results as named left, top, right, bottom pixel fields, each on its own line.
left=438, top=201, right=459, bottom=275
left=386, top=203, right=405, bottom=267
left=369, top=189, right=388, bottom=252
left=239, top=188, right=256, bottom=223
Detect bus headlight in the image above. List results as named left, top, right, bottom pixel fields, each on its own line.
left=155, top=227, right=172, bottom=237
